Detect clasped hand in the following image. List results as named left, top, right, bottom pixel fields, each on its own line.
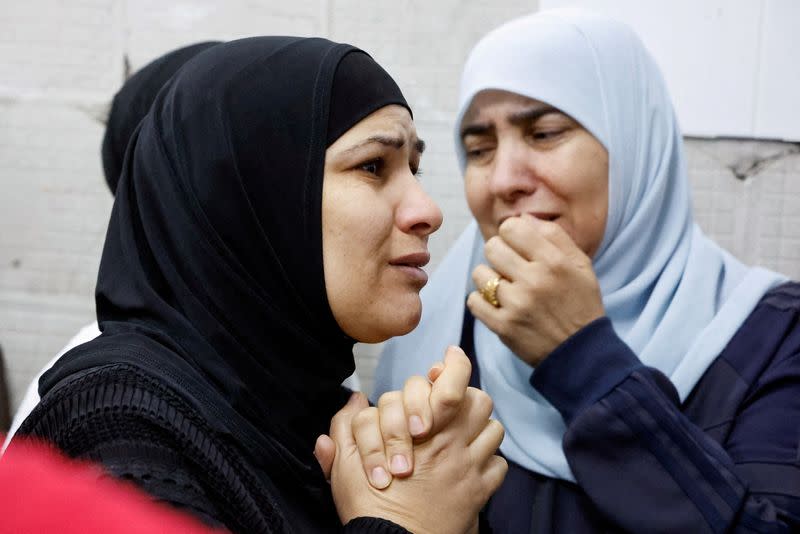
left=315, top=347, right=507, bottom=534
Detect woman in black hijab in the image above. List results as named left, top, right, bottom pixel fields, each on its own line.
left=16, top=37, right=504, bottom=533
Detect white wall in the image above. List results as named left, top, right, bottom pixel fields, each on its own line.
left=1, top=0, right=798, bottom=405
left=541, top=0, right=800, bottom=141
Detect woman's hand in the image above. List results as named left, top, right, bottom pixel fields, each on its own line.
left=467, top=214, right=605, bottom=367
left=315, top=346, right=473, bottom=488
left=326, top=385, right=506, bottom=534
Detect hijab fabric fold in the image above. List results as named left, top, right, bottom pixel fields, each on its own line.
left=375, top=10, right=786, bottom=482
left=40, top=37, right=410, bottom=498
left=101, top=41, right=222, bottom=194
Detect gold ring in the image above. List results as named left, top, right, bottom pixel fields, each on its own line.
left=479, top=276, right=501, bottom=307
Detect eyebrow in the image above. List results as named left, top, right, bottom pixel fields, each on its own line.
left=460, top=105, right=562, bottom=140
left=341, top=135, right=426, bottom=156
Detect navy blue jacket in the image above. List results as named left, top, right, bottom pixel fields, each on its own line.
left=464, top=282, right=800, bottom=533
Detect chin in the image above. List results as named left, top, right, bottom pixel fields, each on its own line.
left=358, top=296, right=422, bottom=343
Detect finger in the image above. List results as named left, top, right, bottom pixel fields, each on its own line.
left=427, top=361, right=444, bottom=382
left=377, top=391, right=413, bottom=477
left=351, top=407, right=392, bottom=489
left=429, top=346, right=472, bottom=433
left=314, top=434, right=336, bottom=481
left=498, top=215, right=561, bottom=262
left=480, top=455, right=509, bottom=498
left=520, top=214, right=581, bottom=254
left=461, top=388, right=495, bottom=442
left=466, top=290, right=506, bottom=336
left=468, top=419, right=505, bottom=461
left=329, top=392, right=370, bottom=445
left=483, top=235, right=528, bottom=282
left=403, top=375, right=433, bottom=439
left=471, top=264, right=510, bottom=310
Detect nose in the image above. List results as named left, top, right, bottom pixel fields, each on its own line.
left=489, top=140, right=537, bottom=203
left=396, top=180, right=443, bottom=238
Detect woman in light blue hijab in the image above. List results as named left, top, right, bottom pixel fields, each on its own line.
left=373, top=9, right=800, bottom=532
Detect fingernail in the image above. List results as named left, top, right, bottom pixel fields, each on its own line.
left=370, top=466, right=391, bottom=489
left=391, top=455, right=409, bottom=474
left=409, top=415, right=425, bottom=436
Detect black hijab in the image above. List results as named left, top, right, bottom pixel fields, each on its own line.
left=41, top=36, right=410, bottom=506
left=101, top=41, right=222, bottom=194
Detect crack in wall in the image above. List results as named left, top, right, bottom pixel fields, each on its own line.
left=727, top=143, right=800, bottom=180
left=123, top=53, right=132, bottom=81
left=689, top=138, right=800, bottom=181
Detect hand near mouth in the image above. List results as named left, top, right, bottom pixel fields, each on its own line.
left=467, top=213, right=605, bottom=367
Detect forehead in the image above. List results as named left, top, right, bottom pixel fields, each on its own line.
left=336, top=104, right=416, bottom=143
left=462, top=89, right=550, bottom=124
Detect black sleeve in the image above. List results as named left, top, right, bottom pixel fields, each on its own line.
left=89, top=438, right=225, bottom=529
left=344, top=517, right=412, bottom=533
left=16, top=369, right=262, bottom=532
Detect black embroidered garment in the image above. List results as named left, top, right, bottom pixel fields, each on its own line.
left=19, top=37, right=412, bottom=534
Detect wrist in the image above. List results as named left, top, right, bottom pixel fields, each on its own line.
left=343, top=504, right=428, bottom=534
left=531, top=317, right=643, bottom=423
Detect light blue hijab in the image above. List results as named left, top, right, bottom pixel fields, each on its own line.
left=374, top=9, right=786, bottom=482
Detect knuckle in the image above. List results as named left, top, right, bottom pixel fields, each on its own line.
left=484, top=236, right=502, bottom=255
left=352, top=406, right=378, bottom=429
left=497, top=456, right=509, bottom=476
left=489, top=419, right=505, bottom=442
left=377, top=391, right=402, bottom=408
left=498, top=217, right=516, bottom=235
left=471, top=387, right=493, bottom=414
left=549, top=255, right=569, bottom=274
left=383, top=434, right=411, bottom=450
left=404, top=374, right=430, bottom=392
left=471, top=265, right=484, bottom=281
left=362, top=451, right=387, bottom=466
left=494, top=321, right=510, bottom=338
left=330, top=410, right=345, bottom=427
left=541, top=221, right=559, bottom=237
left=434, top=388, right=463, bottom=410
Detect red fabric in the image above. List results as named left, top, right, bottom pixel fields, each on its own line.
left=0, top=436, right=224, bottom=533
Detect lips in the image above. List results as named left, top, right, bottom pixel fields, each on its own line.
left=389, top=252, right=431, bottom=268
left=498, top=212, right=559, bottom=225
left=389, top=252, right=431, bottom=286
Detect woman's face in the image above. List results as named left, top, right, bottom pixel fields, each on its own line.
left=323, top=105, right=442, bottom=343
left=461, top=90, right=609, bottom=258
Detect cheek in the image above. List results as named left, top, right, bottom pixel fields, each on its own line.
left=464, top=172, right=494, bottom=229
left=324, top=194, right=391, bottom=290
left=560, top=142, right=609, bottom=256
left=322, top=184, right=400, bottom=339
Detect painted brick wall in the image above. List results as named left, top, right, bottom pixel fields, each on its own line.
left=1, top=1, right=797, bottom=408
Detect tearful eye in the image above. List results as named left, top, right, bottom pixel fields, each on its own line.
left=465, top=146, right=493, bottom=164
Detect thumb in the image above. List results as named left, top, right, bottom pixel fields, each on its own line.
left=329, top=392, right=369, bottom=451
left=314, top=434, right=336, bottom=481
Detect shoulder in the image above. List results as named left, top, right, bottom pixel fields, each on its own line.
left=19, top=363, right=282, bottom=532
left=760, top=280, right=800, bottom=313
left=19, top=364, right=217, bottom=462
left=714, top=280, right=800, bottom=389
